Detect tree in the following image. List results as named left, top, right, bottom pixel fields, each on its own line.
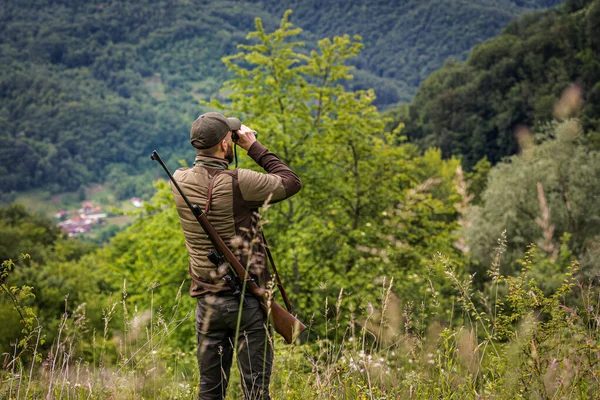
left=207, top=11, right=466, bottom=331
left=396, top=0, right=600, bottom=168
left=0, top=205, right=101, bottom=355
left=466, top=120, right=600, bottom=280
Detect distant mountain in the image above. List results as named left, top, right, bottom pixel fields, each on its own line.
left=0, top=0, right=562, bottom=196
left=258, top=0, right=563, bottom=104
left=393, top=0, right=600, bottom=168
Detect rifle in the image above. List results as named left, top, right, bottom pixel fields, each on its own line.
left=151, top=150, right=306, bottom=344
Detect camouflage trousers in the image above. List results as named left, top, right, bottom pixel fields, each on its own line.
left=195, top=293, right=273, bottom=400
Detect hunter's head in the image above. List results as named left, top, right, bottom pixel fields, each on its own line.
left=190, top=112, right=241, bottom=162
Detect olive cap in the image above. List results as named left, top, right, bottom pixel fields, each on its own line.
left=190, top=112, right=242, bottom=149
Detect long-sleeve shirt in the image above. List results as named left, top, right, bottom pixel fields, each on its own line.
left=171, top=142, right=302, bottom=296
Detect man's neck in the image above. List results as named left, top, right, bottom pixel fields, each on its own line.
left=194, top=153, right=229, bottom=169
left=196, top=151, right=225, bottom=159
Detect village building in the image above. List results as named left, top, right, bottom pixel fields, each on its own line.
left=58, top=201, right=107, bottom=237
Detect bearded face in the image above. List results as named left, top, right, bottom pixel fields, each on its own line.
left=225, top=140, right=234, bottom=163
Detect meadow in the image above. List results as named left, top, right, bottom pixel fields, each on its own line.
left=2, top=240, right=599, bottom=399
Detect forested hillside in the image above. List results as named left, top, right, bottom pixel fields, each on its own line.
left=393, top=0, right=600, bottom=168
left=3, top=6, right=600, bottom=398
left=259, top=0, right=562, bottom=103
left=0, top=0, right=560, bottom=196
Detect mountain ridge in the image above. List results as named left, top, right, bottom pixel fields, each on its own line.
left=0, top=0, right=562, bottom=195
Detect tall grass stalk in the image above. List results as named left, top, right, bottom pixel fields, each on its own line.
left=46, top=296, right=68, bottom=398
left=23, top=323, right=42, bottom=399
left=2, top=246, right=600, bottom=398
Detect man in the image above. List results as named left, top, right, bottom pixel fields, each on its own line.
left=170, top=112, right=302, bottom=400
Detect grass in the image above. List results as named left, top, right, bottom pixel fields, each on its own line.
left=9, top=185, right=138, bottom=217
left=1, top=247, right=599, bottom=399
left=10, top=189, right=59, bottom=218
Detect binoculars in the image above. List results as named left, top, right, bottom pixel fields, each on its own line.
left=232, top=124, right=257, bottom=142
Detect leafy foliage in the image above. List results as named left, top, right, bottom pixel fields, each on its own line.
left=0, top=205, right=102, bottom=357
left=0, top=204, right=61, bottom=263
left=466, top=120, right=600, bottom=281
left=395, top=0, right=600, bottom=168
left=88, top=180, right=196, bottom=350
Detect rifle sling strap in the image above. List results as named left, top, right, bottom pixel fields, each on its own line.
left=204, top=170, right=229, bottom=215
left=203, top=168, right=293, bottom=313
left=262, top=232, right=293, bottom=313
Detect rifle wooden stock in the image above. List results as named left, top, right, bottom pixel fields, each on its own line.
left=151, top=150, right=305, bottom=344
left=196, top=211, right=305, bottom=344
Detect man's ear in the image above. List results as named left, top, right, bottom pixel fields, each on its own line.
left=220, top=131, right=232, bottom=150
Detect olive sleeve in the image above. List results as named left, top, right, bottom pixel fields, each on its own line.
left=237, top=142, right=302, bottom=204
